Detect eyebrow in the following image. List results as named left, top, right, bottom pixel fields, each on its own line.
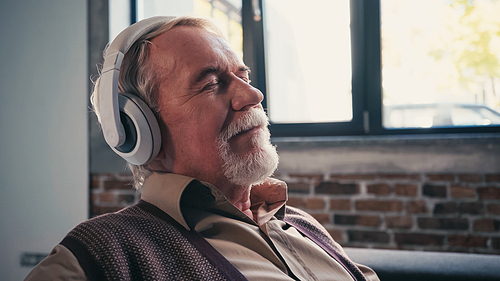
left=195, top=66, right=220, bottom=83
left=195, top=66, right=251, bottom=83
left=240, top=66, right=251, bottom=76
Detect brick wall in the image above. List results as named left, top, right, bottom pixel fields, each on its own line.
left=90, top=172, right=500, bottom=254
left=91, top=173, right=138, bottom=215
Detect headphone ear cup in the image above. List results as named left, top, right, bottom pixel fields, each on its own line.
left=110, top=93, right=161, bottom=165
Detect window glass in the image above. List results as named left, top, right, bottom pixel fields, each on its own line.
left=108, top=1, right=242, bottom=59
left=451, top=106, right=500, bottom=126
left=264, top=0, right=352, bottom=123
left=381, top=0, right=500, bottom=129
left=109, top=0, right=132, bottom=41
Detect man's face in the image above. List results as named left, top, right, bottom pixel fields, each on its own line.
left=148, top=26, right=278, bottom=190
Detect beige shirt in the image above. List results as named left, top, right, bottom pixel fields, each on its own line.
left=25, top=173, right=379, bottom=281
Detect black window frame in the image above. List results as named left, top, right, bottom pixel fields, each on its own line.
left=242, top=0, right=500, bottom=137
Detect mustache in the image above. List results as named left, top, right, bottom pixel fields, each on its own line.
left=219, top=108, right=269, bottom=142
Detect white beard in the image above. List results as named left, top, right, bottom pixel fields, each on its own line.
left=217, top=108, right=279, bottom=187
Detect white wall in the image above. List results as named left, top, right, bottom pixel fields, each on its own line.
left=0, top=0, right=88, bottom=279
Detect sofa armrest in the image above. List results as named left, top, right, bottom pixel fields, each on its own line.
left=344, top=248, right=500, bottom=281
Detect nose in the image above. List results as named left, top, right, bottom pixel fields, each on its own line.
left=230, top=78, right=264, bottom=111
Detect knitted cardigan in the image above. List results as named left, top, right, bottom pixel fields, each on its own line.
left=61, top=200, right=366, bottom=281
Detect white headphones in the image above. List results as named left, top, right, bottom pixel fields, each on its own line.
left=98, top=16, right=174, bottom=165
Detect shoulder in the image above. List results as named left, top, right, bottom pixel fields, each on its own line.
left=60, top=202, right=189, bottom=280
left=65, top=202, right=182, bottom=246
left=61, top=202, right=184, bottom=261
left=24, top=244, right=88, bottom=281
left=70, top=201, right=178, bottom=233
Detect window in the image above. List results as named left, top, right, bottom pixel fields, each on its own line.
left=244, top=0, right=500, bottom=137
left=264, top=0, right=352, bottom=124
left=381, top=0, right=500, bottom=130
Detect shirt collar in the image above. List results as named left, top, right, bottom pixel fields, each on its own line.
left=141, top=172, right=288, bottom=230
left=141, top=172, right=194, bottom=230
left=250, top=178, right=288, bottom=223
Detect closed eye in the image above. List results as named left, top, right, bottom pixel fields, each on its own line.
left=202, top=80, right=219, bottom=92
left=238, top=66, right=252, bottom=83
left=240, top=76, right=251, bottom=83
left=202, top=78, right=228, bottom=93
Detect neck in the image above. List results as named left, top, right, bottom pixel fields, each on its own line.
left=218, top=183, right=253, bottom=218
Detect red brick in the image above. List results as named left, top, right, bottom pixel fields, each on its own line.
left=99, top=192, right=115, bottom=203
left=487, top=204, right=500, bottom=215
left=327, top=229, right=343, bottom=242
left=367, top=184, right=391, bottom=195
left=311, top=213, right=330, bottom=224
left=330, top=174, right=377, bottom=180
left=355, top=200, right=403, bottom=212
left=315, top=182, right=358, bottom=195
left=407, top=201, right=429, bottom=214
left=422, top=184, right=447, bottom=198
left=448, top=235, right=487, bottom=248
left=348, top=230, right=390, bottom=243
left=473, top=219, right=500, bottom=232
left=386, top=216, right=413, bottom=229
left=287, top=197, right=304, bottom=207
left=288, top=174, right=323, bottom=186
left=458, top=174, right=483, bottom=183
left=334, top=215, right=381, bottom=227
left=450, top=185, right=476, bottom=198
left=91, top=177, right=100, bottom=189
left=418, top=218, right=469, bottom=230
left=287, top=182, right=310, bottom=194
left=330, top=199, right=351, bottom=211
left=395, top=233, right=445, bottom=246
left=426, top=174, right=455, bottom=181
left=433, top=202, right=457, bottom=214
left=395, top=184, right=418, bottom=196
left=305, top=198, right=325, bottom=210
left=117, top=194, right=135, bottom=204
left=486, top=174, right=500, bottom=182
left=103, top=179, right=133, bottom=190
left=91, top=193, right=98, bottom=203
left=459, top=202, right=485, bottom=215
left=379, top=174, right=421, bottom=180
left=477, top=186, right=500, bottom=199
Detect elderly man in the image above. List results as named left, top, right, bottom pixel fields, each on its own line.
left=25, top=16, right=378, bottom=281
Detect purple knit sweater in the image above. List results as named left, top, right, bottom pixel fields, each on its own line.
left=61, top=200, right=366, bottom=281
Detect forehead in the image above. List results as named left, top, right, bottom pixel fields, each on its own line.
left=149, top=26, right=241, bottom=75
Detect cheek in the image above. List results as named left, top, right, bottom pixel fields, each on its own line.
left=164, top=110, right=223, bottom=149
left=191, top=99, right=229, bottom=132
left=160, top=92, right=230, bottom=144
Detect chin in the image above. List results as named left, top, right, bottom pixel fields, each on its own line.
left=219, top=128, right=279, bottom=187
